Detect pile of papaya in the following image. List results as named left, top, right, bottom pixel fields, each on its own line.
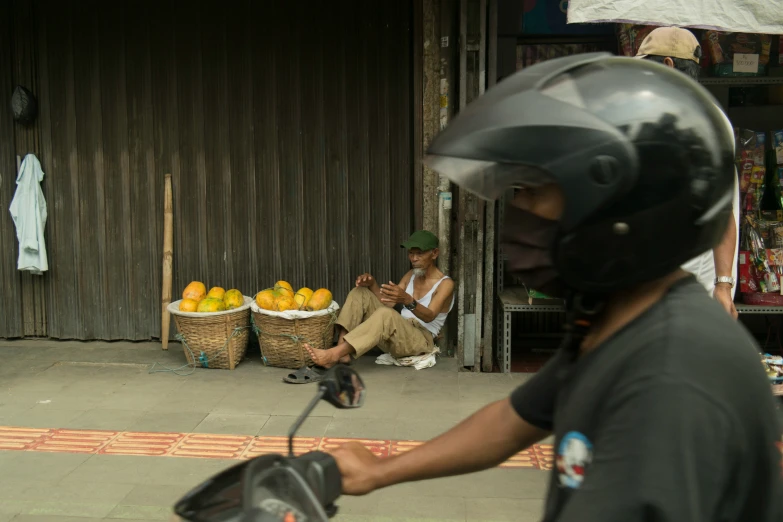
left=179, top=281, right=245, bottom=313
left=255, top=281, right=332, bottom=312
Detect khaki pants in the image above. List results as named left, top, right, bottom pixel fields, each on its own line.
left=336, top=287, right=434, bottom=359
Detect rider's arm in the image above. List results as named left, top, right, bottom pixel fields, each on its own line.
left=374, top=397, right=549, bottom=489
left=369, top=348, right=565, bottom=489
left=555, top=377, right=732, bottom=522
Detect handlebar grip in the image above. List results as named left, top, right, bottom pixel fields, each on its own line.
left=292, top=451, right=342, bottom=508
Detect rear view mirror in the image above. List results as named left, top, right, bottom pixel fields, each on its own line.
left=322, top=365, right=366, bottom=409
left=286, top=364, right=366, bottom=457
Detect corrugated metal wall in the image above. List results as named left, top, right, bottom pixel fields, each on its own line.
left=0, top=1, right=24, bottom=338
left=1, top=0, right=415, bottom=341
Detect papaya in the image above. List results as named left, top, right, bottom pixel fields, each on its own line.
left=307, top=288, right=333, bottom=311
left=255, top=289, right=279, bottom=311
left=179, top=298, right=199, bottom=312
left=275, top=294, right=298, bottom=312
left=207, top=286, right=226, bottom=300
left=275, top=280, right=293, bottom=293
left=182, top=281, right=207, bottom=302
left=294, top=287, right=314, bottom=309
left=197, top=297, right=227, bottom=313
left=275, top=286, right=294, bottom=299
left=223, top=289, right=244, bottom=310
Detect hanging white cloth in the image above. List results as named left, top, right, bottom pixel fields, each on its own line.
left=375, top=347, right=440, bottom=370
left=567, top=0, right=783, bottom=34
left=9, top=153, right=48, bottom=274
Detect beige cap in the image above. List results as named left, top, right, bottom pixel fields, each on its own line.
left=635, top=27, right=702, bottom=64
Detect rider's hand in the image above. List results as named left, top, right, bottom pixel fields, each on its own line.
left=713, top=284, right=738, bottom=320
left=328, top=441, right=384, bottom=496
left=355, top=274, right=375, bottom=288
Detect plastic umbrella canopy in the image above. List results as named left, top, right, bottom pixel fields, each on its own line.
left=566, top=0, right=783, bottom=34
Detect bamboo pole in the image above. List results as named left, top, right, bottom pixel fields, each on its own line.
left=161, top=174, right=173, bottom=350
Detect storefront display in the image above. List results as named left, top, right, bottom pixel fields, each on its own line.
left=738, top=125, right=783, bottom=305
left=703, top=31, right=773, bottom=77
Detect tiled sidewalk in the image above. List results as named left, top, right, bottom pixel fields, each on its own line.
left=0, top=340, right=550, bottom=522
left=0, top=425, right=555, bottom=469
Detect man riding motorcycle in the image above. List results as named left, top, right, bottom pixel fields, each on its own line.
left=327, top=53, right=783, bottom=521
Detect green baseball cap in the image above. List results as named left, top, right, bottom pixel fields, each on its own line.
left=401, top=230, right=439, bottom=251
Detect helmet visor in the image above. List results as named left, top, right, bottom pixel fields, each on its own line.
left=422, top=155, right=555, bottom=201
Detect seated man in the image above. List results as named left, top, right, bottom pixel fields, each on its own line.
left=305, top=230, right=455, bottom=368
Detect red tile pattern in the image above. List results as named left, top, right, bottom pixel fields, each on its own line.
left=0, top=425, right=553, bottom=471
left=534, top=442, right=555, bottom=470
left=389, top=440, right=422, bottom=457
left=500, top=448, right=541, bottom=469
left=100, top=431, right=184, bottom=456
left=321, top=438, right=391, bottom=458
left=243, top=436, right=321, bottom=459
left=37, top=429, right=118, bottom=454
left=0, top=426, right=52, bottom=451
left=172, top=434, right=252, bottom=459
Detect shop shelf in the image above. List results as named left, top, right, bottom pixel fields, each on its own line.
left=699, top=76, right=783, bottom=86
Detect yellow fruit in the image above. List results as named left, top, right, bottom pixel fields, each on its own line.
left=275, top=281, right=293, bottom=293
left=255, top=289, right=279, bottom=310
left=197, top=297, right=227, bottom=313
left=275, top=295, right=298, bottom=312
left=224, top=289, right=243, bottom=310
left=275, top=286, right=294, bottom=299
left=294, top=287, right=314, bottom=309
left=179, top=298, right=199, bottom=312
left=306, top=288, right=333, bottom=311
left=207, top=286, right=226, bottom=300
left=182, top=281, right=207, bottom=302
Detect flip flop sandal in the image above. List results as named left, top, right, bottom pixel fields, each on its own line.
left=283, top=366, right=323, bottom=384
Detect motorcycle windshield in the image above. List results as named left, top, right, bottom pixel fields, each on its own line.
left=173, top=460, right=249, bottom=522
left=246, top=466, right=327, bottom=522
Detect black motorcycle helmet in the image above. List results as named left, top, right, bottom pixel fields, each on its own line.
left=424, top=52, right=735, bottom=297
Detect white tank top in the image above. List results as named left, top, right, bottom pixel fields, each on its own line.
left=400, top=274, right=455, bottom=336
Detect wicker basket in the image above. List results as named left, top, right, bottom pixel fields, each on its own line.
left=167, top=296, right=253, bottom=370
left=251, top=300, right=340, bottom=369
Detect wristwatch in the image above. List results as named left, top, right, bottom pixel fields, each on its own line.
left=404, top=299, right=418, bottom=311
left=714, top=276, right=735, bottom=288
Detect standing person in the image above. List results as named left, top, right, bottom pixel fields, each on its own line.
left=327, top=53, right=783, bottom=521
left=636, top=26, right=741, bottom=319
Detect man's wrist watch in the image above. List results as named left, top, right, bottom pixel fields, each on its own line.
left=714, top=276, right=735, bottom=288
left=404, top=298, right=417, bottom=311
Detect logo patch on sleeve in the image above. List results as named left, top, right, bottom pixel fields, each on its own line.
left=556, top=431, right=593, bottom=489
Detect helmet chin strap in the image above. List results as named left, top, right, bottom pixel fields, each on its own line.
left=560, top=290, right=606, bottom=361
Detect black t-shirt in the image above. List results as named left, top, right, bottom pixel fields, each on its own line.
left=510, top=276, right=783, bottom=522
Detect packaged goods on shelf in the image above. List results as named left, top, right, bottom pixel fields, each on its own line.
left=741, top=215, right=782, bottom=294
left=703, top=31, right=772, bottom=77
left=616, top=24, right=657, bottom=57
left=737, top=129, right=768, bottom=213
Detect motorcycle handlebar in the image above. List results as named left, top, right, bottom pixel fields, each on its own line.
left=289, top=450, right=342, bottom=510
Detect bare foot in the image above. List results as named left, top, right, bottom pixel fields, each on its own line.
left=304, top=343, right=344, bottom=369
